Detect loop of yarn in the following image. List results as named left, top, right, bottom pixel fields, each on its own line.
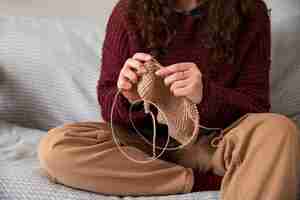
left=110, top=89, right=170, bottom=164
left=110, top=57, right=222, bottom=164
left=110, top=89, right=222, bottom=164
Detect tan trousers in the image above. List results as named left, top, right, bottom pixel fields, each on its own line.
left=38, top=113, right=300, bottom=199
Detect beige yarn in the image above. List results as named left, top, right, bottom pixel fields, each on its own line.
left=137, top=58, right=200, bottom=145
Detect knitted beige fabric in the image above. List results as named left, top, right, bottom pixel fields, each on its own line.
left=136, top=58, right=200, bottom=145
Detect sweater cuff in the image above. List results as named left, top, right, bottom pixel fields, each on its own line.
left=197, top=75, right=213, bottom=127
left=118, top=91, right=150, bottom=126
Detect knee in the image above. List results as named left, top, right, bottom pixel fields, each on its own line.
left=263, top=113, right=298, bottom=132
left=254, top=113, right=300, bottom=144
left=38, top=134, right=56, bottom=176
left=37, top=127, right=72, bottom=176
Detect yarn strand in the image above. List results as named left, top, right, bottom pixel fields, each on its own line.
left=110, top=89, right=223, bottom=164
left=110, top=89, right=170, bottom=164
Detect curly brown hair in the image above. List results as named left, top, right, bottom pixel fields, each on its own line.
left=128, top=0, right=255, bottom=64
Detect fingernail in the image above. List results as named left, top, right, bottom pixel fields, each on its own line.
left=155, top=70, right=161, bottom=75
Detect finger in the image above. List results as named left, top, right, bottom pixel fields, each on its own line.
left=172, top=86, right=190, bottom=97
left=125, top=58, right=146, bottom=73
left=118, top=76, right=132, bottom=90
left=164, top=70, right=189, bottom=86
left=155, top=63, right=192, bottom=77
left=133, top=53, right=152, bottom=62
left=170, top=79, right=190, bottom=92
left=122, top=67, right=139, bottom=84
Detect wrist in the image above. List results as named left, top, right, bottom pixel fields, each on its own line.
left=120, top=91, right=144, bottom=111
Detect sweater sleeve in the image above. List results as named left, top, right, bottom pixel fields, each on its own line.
left=197, top=2, right=271, bottom=128
left=97, top=1, right=151, bottom=127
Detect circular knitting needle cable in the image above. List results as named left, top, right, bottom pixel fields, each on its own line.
left=111, top=89, right=222, bottom=163
left=111, top=87, right=219, bottom=163
left=110, top=89, right=171, bottom=164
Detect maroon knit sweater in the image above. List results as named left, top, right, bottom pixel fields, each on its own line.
left=97, top=0, right=271, bottom=192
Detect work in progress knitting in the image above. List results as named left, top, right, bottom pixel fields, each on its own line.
left=110, top=58, right=222, bottom=164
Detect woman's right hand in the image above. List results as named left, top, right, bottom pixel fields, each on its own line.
left=117, top=53, right=152, bottom=103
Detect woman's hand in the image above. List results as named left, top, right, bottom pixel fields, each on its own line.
left=117, top=53, right=152, bottom=103
left=155, top=62, right=203, bottom=104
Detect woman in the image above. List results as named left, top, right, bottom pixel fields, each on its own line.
left=38, top=0, right=300, bottom=199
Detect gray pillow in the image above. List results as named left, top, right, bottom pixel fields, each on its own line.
left=265, top=0, right=300, bottom=20
left=0, top=17, right=104, bottom=130
left=269, top=5, right=300, bottom=127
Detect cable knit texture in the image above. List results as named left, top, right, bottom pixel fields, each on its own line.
left=97, top=0, right=271, bottom=192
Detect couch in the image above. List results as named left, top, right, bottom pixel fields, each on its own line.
left=0, top=0, right=299, bottom=199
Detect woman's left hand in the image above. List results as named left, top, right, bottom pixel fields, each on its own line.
left=155, top=62, right=203, bottom=104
